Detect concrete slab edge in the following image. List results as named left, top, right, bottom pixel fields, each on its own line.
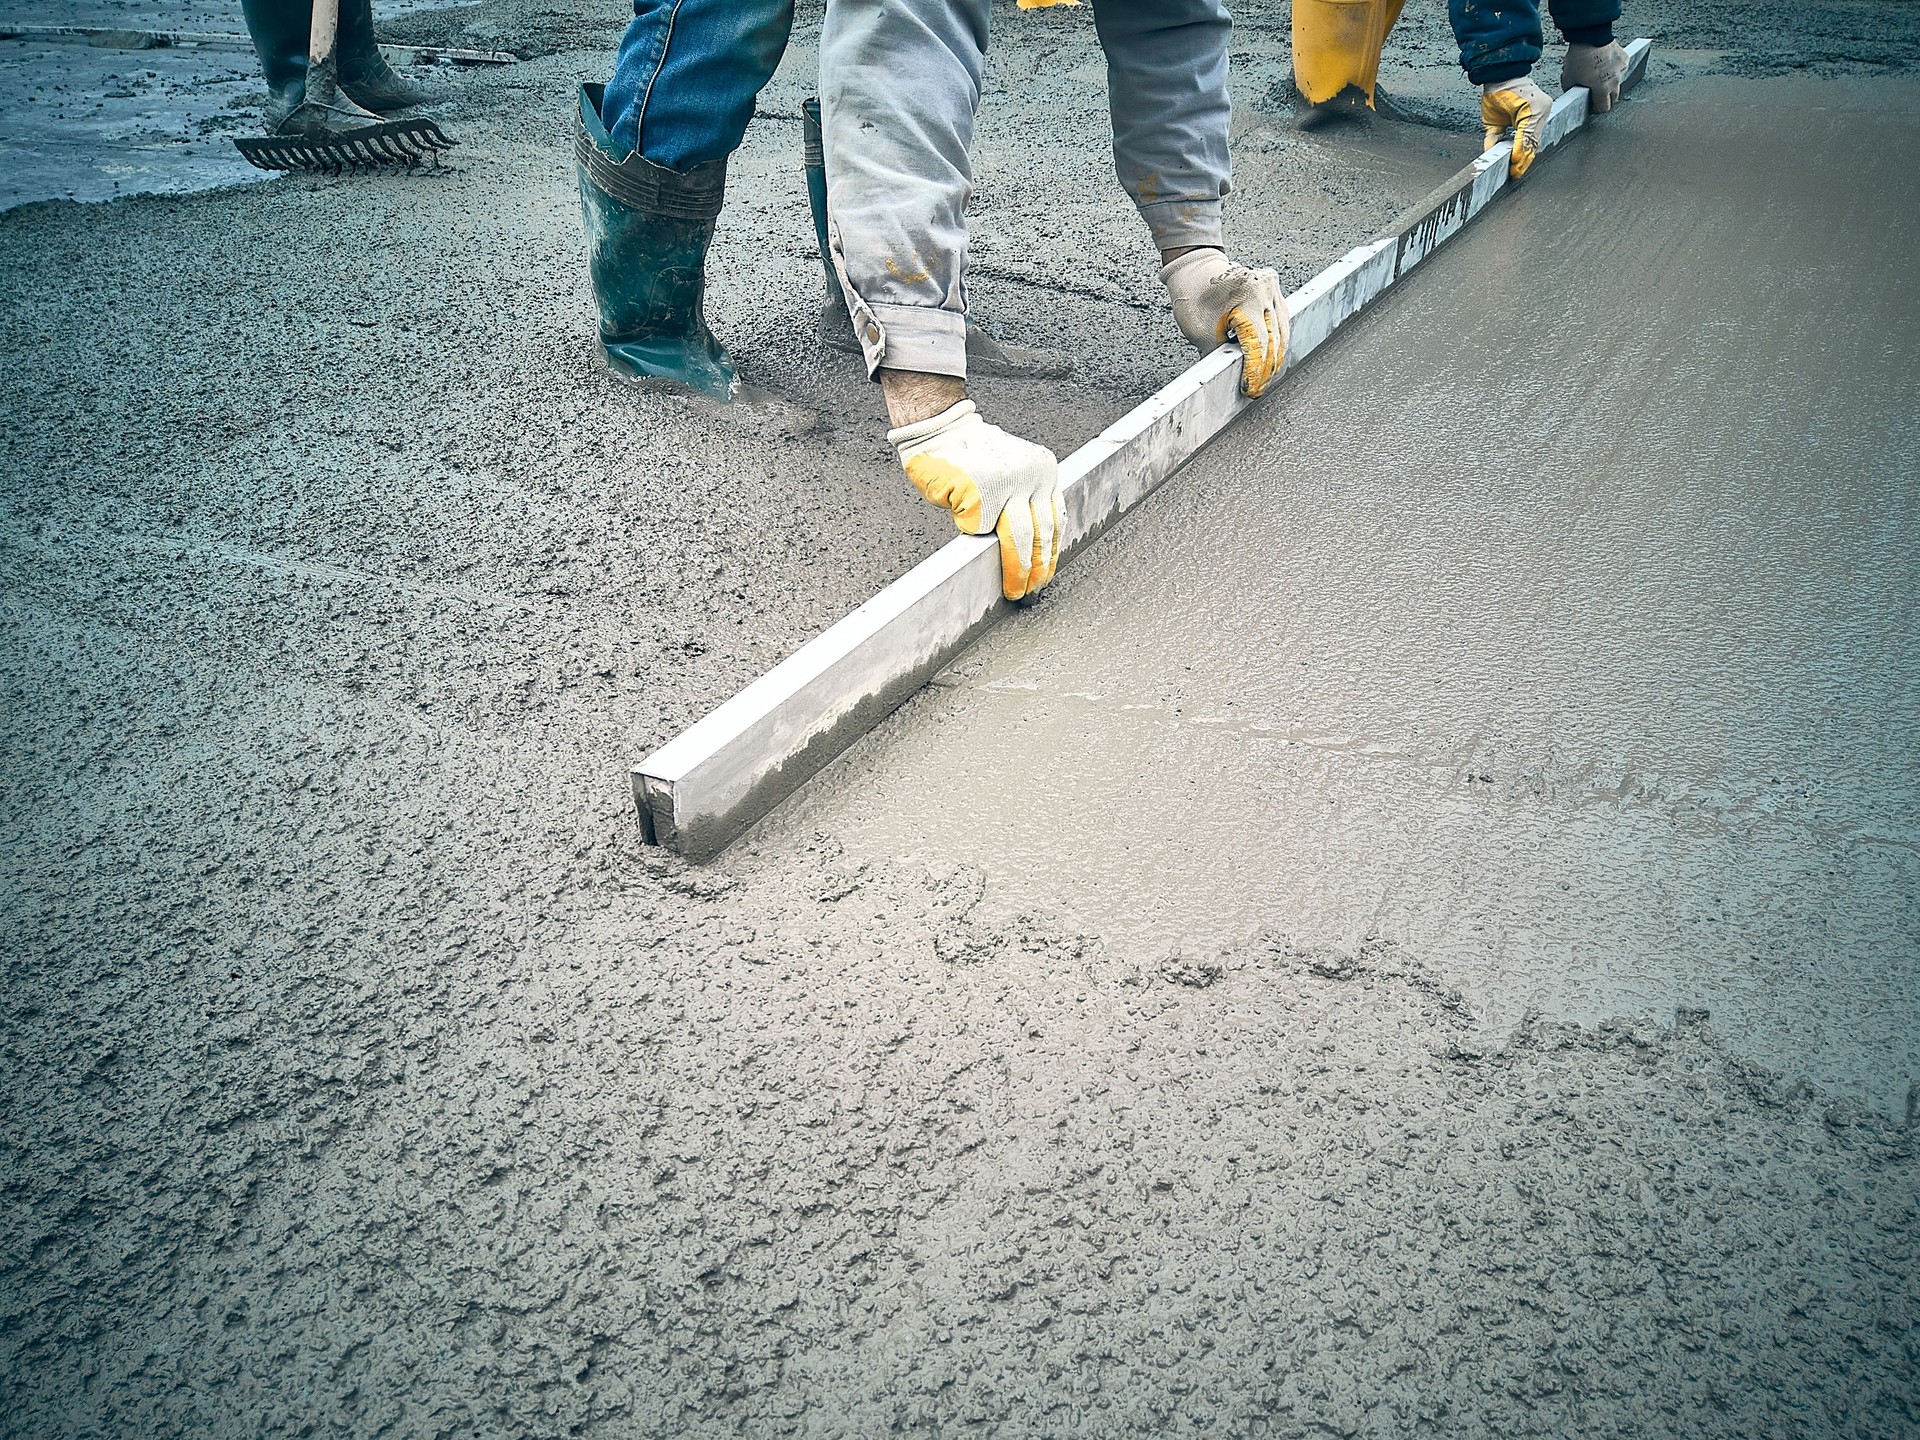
left=633, top=39, right=1654, bottom=860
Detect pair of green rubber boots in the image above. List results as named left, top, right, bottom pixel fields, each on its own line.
left=241, top=0, right=434, bottom=129
left=574, top=90, right=1068, bottom=402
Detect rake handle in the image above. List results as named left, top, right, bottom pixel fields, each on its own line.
left=309, top=0, right=340, bottom=68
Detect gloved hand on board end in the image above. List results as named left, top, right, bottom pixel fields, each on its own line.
left=1161, top=248, right=1289, bottom=398
left=891, top=400, right=1062, bottom=601
left=1481, top=77, right=1554, bottom=177
left=1562, top=41, right=1628, bottom=114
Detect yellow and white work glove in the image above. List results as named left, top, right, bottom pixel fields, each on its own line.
left=890, top=400, right=1062, bottom=601
left=1562, top=40, right=1628, bottom=114
left=1160, top=248, right=1289, bottom=398
left=1482, top=77, right=1554, bottom=178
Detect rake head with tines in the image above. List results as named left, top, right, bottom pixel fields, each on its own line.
left=235, top=115, right=456, bottom=172
left=233, top=0, right=455, bottom=174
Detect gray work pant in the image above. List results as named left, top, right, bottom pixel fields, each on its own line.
left=820, top=0, right=1234, bottom=380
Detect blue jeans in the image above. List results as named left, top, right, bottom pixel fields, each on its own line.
left=601, top=0, right=794, bottom=169
left=1449, top=0, right=1621, bottom=86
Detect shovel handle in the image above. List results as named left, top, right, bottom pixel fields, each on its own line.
left=309, top=0, right=340, bottom=67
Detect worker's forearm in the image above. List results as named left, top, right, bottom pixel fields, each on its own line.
left=879, top=369, right=967, bottom=429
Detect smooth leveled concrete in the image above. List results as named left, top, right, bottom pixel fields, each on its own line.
left=773, top=76, right=1920, bottom=1113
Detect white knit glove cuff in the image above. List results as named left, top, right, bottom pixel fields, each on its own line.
left=887, top=399, right=975, bottom=452
left=1159, top=248, right=1235, bottom=350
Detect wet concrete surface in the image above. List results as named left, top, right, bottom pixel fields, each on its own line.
left=4, top=3, right=1919, bottom=1435
left=0, top=1, right=474, bottom=209
left=787, top=76, right=1920, bottom=1113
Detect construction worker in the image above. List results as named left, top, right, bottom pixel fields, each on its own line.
left=819, top=0, right=1289, bottom=601
left=1292, top=0, right=1630, bottom=177
left=572, top=0, right=1064, bottom=402
left=239, top=0, right=434, bottom=135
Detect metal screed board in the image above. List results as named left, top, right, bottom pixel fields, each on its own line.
left=633, top=39, right=1652, bottom=859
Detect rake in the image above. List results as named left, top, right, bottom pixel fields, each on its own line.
left=234, top=0, right=455, bottom=172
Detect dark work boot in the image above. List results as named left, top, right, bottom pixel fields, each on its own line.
left=239, top=0, right=311, bottom=129
left=801, top=98, right=854, bottom=350
left=575, top=83, right=737, bottom=401
left=240, top=0, right=431, bottom=126
left=337, top=0, right=437, bottom=113
left=801, top=97, right=1073, bottom=381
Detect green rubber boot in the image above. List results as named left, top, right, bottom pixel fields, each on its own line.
left=801, top=98, right=851, bottom=346
left=574, top=84, right=737, bottom=401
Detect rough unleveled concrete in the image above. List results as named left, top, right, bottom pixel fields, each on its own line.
left=3, top=2, right=1917, bottom=1436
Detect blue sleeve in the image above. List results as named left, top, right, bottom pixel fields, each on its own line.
left=1448, top=0, right=1544, bottom=85
left=1547, top=0, right=1622, bottom=46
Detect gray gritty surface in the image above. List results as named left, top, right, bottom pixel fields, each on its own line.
left=0, top=1, right=477, bottom=208
left=2, top=2, right=1918, bottom=1437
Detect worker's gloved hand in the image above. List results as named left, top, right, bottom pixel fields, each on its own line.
left=1161, top=248, right=1289, bottom=398
left=1561, top=40, right=1628, bottom=114
left=1482, top=77, right=1554, bottom=178
left=891, top=400, right=1061, bottom=601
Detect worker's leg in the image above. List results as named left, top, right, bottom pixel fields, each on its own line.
left=575, top=0, right=793, bottom=399
left=239, top=0, right=312, bottom=125
left=1090, top=0, right=1286, bottom=399
left=819, top=0, right=989, bottom=382
left=1289, top=0, right=1406, bottom=108
left=602, top=0, right=795, bottom=167
left=335, top=0, right=435, bottom=113
left=1447, top=0, right=1543, bottom=86
left=1090, top=0, right=1232, bottom=253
